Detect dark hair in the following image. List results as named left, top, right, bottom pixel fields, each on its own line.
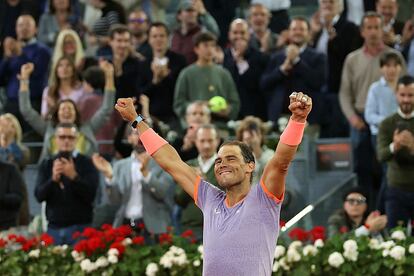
left=398, top=75, right=414, bottom=87
left=50, top=99, right=81, bottom=127
left=290, top=16, right=310, bottom=30
left=342, top=186, right=368, bottom=202
left=219, top=140, right=255, bottom=183
left=361, top=11, right=383, bottom=29
left=380, top=52, right=403, bottom=67
left=109, top=24, right=131, bottom=39
left=101, top=0, right=126, bottom=24
left=340, top=186, right=370, bottom=229
left=193, top=31, right=217, bottom=47
left=82, top=66, right=105, bottom=91
left=49, top=0, right=72, bottom=14
left=149, top=22, right=170, bottom=36
left=56, top=122, right=78, bottom=131
left=236, top=116, right=267, bottom=146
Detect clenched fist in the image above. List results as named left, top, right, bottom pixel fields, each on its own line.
left=288, top=92, right=312, bottom=123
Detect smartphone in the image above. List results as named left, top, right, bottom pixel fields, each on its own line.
left=56, top=151, right=72, bottom=160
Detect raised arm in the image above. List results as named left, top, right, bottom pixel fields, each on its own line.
left=115, top=98, right=199, bottom=198
left=262, top=92, right=312, bottom=199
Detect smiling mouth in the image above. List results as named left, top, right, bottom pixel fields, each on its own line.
left=219, top=171, right=232, bottom=175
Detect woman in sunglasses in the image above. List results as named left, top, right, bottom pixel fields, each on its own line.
left=328, top=187, right=388, bottom=237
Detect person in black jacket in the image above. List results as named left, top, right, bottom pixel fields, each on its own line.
left=0, top=160, right=25, bottom=230
left=35, top=123, right=99, bottom=245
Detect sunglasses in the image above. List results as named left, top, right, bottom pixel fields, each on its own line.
left=57, top=135, right=76, bottom=141
left=345, top=198, right=366, bottom=205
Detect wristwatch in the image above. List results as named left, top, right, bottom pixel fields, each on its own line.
left=131, top=114, right=145, bottom=128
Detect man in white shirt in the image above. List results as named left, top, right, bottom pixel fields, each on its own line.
left=251, top=0, right=291, bottom=34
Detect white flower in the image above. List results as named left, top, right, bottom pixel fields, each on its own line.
left=61, top=244, right=68, bottom=251
left=391, top=230, right=406, bottom=241
left=409, top=244, right=414, bottom=254
left=328, top=252, right=344, bottom=268
left=389, top=246, right=405, bottom=261
left=80, top=259, right=97, bottom=273
left=274, top=245, right=286, bottom=259
left=197, top=245, right=204, bottom=259
left=279, top=257, right=290, bottom=271
left=28, top=249, right=40, bottom=258
left=343, top=249, right=358, bottom=261
left=380, top=240, right=395, bottom=250
left=382, top=249, right=390, bottom=257
left=95, top=256, right=109, bottom=268
left=145, top=263, right=159, bottom=276
left=108, top=254, right=118, bottom=264
left=175, top=254, right=188, bottom=266
left=71, top=250, right=85, bottom=262
left=169, top=246, right=185, bottom=256
left=122, top=238, right=132, bottom=246
left=108, top=248, right=119, bottom=256
left=288, top=241, right=303, bottom=250
left=314, top=239, right=324, bottom=248
left=311, top=264, right=316, bottom=272
left=369, top=239, right=381, bottom=250
left=343, top=239, right=358, bottom=253
left=272, top=261, right=280, bottom=272
left=303, top=245, right=318, bottom=257
left=159, top=254, right=173, bottom=268
left=286, top=248, right=301, bottom=262
left=193, top=259, right=201, bottom=267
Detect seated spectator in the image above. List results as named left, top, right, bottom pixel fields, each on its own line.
left=92, top=124, right=175, bottom=241
left=236, top=116, right=273, bottom=185
left=248, top=3, right=286, bottom=54
left=250, top=0, right=290, bottom=34
left=0, top=15, right=50, bottom=130
left=377, top=75, right=414, bottom=230
left=0, top=160, right=26, bottom=231
left=38, top=0, right=83, bottom=48
left=35, top=123, right=99, bottom=245
left=18, top=60, right=115, bottom=161
left=175, top=124, right=220, bottom=240
left=376, top=0, right=404, bottom=47
left=170, top=0, right=219, bottom=64
left=41, top=57, right=83, bottom=117
left=173, top=32, right=240, bottom=130
left=365, top=52, right=403, bottom=149
left=49, top=29, right=85, bottom=84
left=328, top=187, right=387, bottom=237
left=128, top=9, right=152, bottom=59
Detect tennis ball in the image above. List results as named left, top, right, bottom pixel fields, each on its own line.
left=208, top=96, right=227, bottom=113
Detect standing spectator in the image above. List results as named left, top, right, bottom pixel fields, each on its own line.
left=261, top=17, right=326, bottom=129
left=35, top=123, right=99, bottom=245
left=92, top=127, right=175, bottom=240
left=223, top=19, right=268, bottom=120
left=401, top=18, right=414, bottom=76
left=342, top=0, right=375, bottom=26
left=0, top=160, right=25, bottom=231
left=0, top=15, right=50, bottom=129
left=377, top=75, right=414, bottom=230
left=339, top=12, right=405, bottom=205
left=236, top=116, right=273, bottom=185
left=310, top=0, right=363, bottom=138
left=170, top=0, right=219, bottom=64
left=127, top=9, right=151, bottom=58
left=248, top=3, right=286, bottom=55
left=174, top=32, right=240, bottom=130
left=139, top=22, right=187, bottom=129
left=365, top=52, right=403, bottom=148
left=376, top=0, right=404, bottom=47
left=114, top=0, right=170, bottom=23
left=37, top=0, right=82, bottom=48
left=250, top=0, right=290, bottom=34
left=41, top=57, right=83, bottom=117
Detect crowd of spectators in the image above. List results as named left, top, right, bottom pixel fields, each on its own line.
left=0, top=0, right=414, bottom=243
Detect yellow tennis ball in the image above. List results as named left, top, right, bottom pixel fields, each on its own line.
left=208, top=96, right=227, bottom=112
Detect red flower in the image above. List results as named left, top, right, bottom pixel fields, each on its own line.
left=82, top=227, right=99, bottom=238
left=181, top=229, right=194, bottom=238
left=309, top=226, right=326, bottom=241
left=7, top=234, right=17, bottom=241
left=340, top=226, right=348, bottom=234
left=110, top=242, right=125, bottom=255
left=288, top=227, right=309, bottom=242
left=74, top=239, right=88, bottom=253
left=87, top=237, right=106, bottom=252
left=280, top=220, right=286, bottom=227
left=0, top=238, right=7, bottom=248
left=137, top=223, right=145, bottom=230
left=132, top=236, right=145, bottom=245
left=40, top=233, right=54, bottom=246
left=159, top=233, right=172, bottom=245
left=101, top=224, right=113, bottom=231
left=21, top=238, right=37, bottom=252
left=72, top=231, right=81, bottom=239
left=116, top=225, right=132, bottom=237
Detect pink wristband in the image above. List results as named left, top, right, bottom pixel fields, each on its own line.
left=280, top=119, right=306, bottom=146
left=139, top=128, right=168, bottom=155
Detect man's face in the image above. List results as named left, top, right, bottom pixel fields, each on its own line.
left=380, top=61, right=401, bottom=83
left=214, top=145, right=253, bottom=189
left=110, top=32, right=132, bottom=57
left=396, top=84, right=414, bottom=114
left=195, top=128, right=219, bottom=160
left=249, top=6, right=270, bottom=32
left=361, top=16, right=383, bottom=45
left=194, top=41, right=216, bottom=62
left=55, top=127, right=78, bottom=152
left=186, top=104, right=210, bottom=125
left=319, top=0, right=341, bottom=17
left=288, top=20, right=309, bottom=46
left=57, top=102, right=77, bottom=124
left=128, top=11, right=149, bottom=36
left=229, top=21, right=250, bottom=46
left=178, top=8, right=198, bottom=26
left=16, top=15, right=36, bottom=41
left=149, top=26, right=169, bottom=53
left=376, top=0, right=398, bottom=24
left=242, top=130, right=262, bottom=148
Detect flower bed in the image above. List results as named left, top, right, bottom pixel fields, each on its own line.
left=1, top=225, right=414, bottom=275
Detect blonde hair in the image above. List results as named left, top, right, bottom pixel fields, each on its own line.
left=49, top=29, right=84, bottom=84
left=0, top=113, right=23, bottom=145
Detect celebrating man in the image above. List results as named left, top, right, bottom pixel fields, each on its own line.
left=115, top=92, right=312, bottom=275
